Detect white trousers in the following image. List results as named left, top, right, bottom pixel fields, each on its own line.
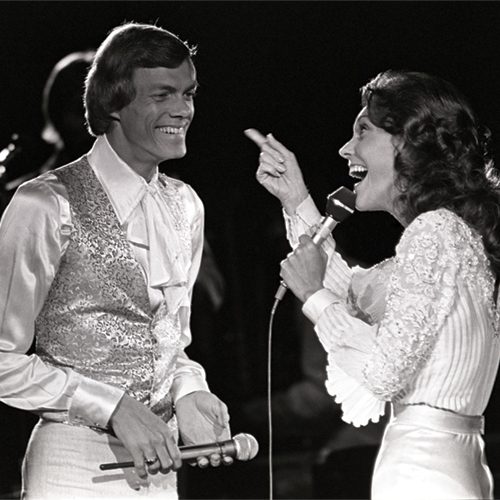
left=372, top=404, right=493, bottom=500
left=22, top=420, right=177, bottom=500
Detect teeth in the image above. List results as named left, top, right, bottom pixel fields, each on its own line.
left=349, top=165, right=368, bottom=180
left=158, top=126, right=183, bottom=135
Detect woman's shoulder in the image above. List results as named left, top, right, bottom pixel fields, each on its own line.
left=397, top=208, right=491, bottom=281
left=402, top=208, right=477, bottom=245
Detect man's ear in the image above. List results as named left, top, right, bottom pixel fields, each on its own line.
left=109, top=111, right=120, bottom=122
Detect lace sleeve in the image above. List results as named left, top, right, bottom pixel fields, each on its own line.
left=363, top=211, right=460, bottom=399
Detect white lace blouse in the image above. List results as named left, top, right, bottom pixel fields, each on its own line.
left=285, top=196, right=500, bottom=427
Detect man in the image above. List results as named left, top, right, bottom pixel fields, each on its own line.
left=0, top=22, right=231, bottom=498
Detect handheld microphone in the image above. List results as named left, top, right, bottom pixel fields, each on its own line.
left=99, top=433, right=259, bottom=471
left=275, top=186, right=356, bottom=301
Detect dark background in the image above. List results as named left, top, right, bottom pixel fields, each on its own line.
left=1, top=1, right=500, bottom=498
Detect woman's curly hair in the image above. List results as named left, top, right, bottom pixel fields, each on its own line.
left=361, top=70, right=500, bottom=279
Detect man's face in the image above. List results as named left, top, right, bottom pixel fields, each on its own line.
left=109, top=59, right=197, bottom=174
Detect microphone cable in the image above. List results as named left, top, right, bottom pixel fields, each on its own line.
left=267, top=296, right=281, bottom=500
left=264, top=186, right=356, bottom=500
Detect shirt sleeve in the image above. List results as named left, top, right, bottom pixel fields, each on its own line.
left=303, top=211, right=461, bottom=426
left=170, top=184, right=210, bottom=403
left=0, top=175, right=123, bottom=429
left=362, top=212, right=459, bottom=398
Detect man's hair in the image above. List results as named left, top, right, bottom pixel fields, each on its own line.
left=84, top=22, right=196, bottom=136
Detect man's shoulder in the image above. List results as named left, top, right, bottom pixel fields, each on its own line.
left=52, top=154, right=90, bottom=175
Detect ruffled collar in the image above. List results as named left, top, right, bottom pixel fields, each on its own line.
left=87, top=135, right=190, bottom=312
left=87, top=135, right=156, bottom=225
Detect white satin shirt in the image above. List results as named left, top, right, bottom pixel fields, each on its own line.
left=0, top=135, right=209, bottom=429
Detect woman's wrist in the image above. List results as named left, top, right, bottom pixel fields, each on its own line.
left=282, top=190, right=309, bottom=215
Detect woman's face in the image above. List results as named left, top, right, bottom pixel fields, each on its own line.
left=339, top=106, right=401, bottom=218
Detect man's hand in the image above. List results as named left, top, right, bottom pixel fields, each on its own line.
left=176, top=391, right=233, bottom=468
left=110, top=393, right=182, bottom=479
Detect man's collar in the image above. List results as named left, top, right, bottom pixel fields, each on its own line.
left=87, top=135, right=159, bottom=224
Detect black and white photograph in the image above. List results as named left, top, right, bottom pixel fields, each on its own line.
left=1, top=2, right=500, bottom=499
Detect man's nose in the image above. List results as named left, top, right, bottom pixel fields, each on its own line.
left=168, top=95, right=192, bottom=117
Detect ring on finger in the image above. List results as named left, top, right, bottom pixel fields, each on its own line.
left=145, top=457, right=159, bottom=466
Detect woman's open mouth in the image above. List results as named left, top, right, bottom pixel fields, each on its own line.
left=349, top=165, right=368, bottom=180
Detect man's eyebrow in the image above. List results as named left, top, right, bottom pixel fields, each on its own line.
left=151, top=81, right=199, bottom=92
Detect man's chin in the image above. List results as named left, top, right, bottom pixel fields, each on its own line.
left=160, top=146, right=187, bottom=161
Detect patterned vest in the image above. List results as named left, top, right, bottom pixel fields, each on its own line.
left=35, top=157, right=181, bottom=423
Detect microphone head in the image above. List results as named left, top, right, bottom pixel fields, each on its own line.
left=325, top=186, right=356, bottom=222
left=233, top=433, right=259, bottom=461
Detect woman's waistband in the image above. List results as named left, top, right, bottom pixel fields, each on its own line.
left=392, top=404, right=484, bottom=434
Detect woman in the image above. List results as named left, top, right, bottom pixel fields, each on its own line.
left=245, top=70, right=500, bottom=499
